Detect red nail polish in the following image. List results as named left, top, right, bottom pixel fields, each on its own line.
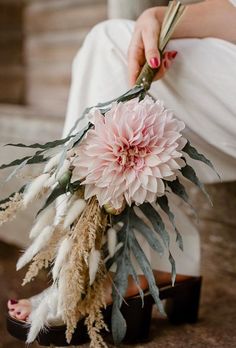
left=150, top=57, right=159, bottom=68
left=171, top=51, right=178, bottom=59
left=10, top=299, right=18, bottom=305
left=16, top=311, right=21, bottom=315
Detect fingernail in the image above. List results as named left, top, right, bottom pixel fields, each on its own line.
left=16, top=311, right=21, bottom=315
left=10, top=299, right=18, bottom=305
left=150, top=57, right=159, bottom=68
left=171, top=51, right=178, bottom=59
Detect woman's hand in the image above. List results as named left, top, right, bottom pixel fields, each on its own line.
left=128, top=8, right=178, bottom=86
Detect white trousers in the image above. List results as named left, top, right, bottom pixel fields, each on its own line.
left=62, top=19, right=236, bottom=276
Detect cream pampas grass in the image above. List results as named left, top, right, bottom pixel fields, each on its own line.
left=88, top=248, right=101, bottom=285
left=52, top=237, right=73, bottom=281
left=43, top=152, right=62, bottom=173
left=23, top=173, right=50, bottom=207
left=29, top=205, right=56, bottom=239
left=26, top=295, right=49, bottom=343
left=17, top=225, right=55, bottom=270
left=63, top=199, right=86, bottom=229
left=55, top=159, right=70, bottom=180
left=53, top=194, right=70, bottom=226
left=27, top=286, right=59, bottom=343
left=107, top=227, right=117, bottom=258
left=23, top=226, right=65, bottom=285
left=57, top=198, right=108, bottom=346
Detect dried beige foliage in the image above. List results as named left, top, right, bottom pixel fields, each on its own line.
left=59, top=197, right=109, bottom=347
left=0, top=192, right=23, bottom=226
left=22, top=225, right=65, bottom=285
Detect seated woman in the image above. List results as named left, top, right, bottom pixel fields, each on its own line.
left=7, top=0, right=236, bottom=341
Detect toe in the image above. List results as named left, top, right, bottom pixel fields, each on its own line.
left=7, top=299, right=18, bottom=310
left=15, top=309, right=30, bottom=321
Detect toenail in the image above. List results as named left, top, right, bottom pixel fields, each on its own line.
left=10, top=299, right=18, bottom=305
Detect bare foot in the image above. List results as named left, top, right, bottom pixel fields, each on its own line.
left=8, top=299, right=32, bottom=322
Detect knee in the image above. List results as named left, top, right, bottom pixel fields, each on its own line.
left=71, top=19, right=134, bottom=72
left=87, top=19, right=133, bottom=42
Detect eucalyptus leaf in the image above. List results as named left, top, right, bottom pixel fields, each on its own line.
left=129, top=230, right=165, bottom=315
left=180, top=164, right=213, bottom=206
left=111, top=246, right=130, bottom=343
left=182, top=140, right=220, bottom=178
left=5, top=154, right=47, bottom=183
left=5, top=135, right=74, bottom=150
left=130, top=210, right=164, bottom=255
left=111, top=303, right=127, bottom=346
left=156, top=195, right=183, bottom=251
left=56, top=122, right=93, bottom=176
left=139, top=203, right=170, bottom=248
left=166, top=177, right=189, bottom=204
left=169, top=252, right=176, bottom=286
left=127, top=258, right=144, bottom=306
left=0, top=156, right=32, bottom=170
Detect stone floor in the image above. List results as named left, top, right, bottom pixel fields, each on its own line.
left=0, top=182, right=236, bottom=348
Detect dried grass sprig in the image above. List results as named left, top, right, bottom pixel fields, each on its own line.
left=0, top=192, right=23, bottom=226
left=58, top=197, right=108, bottom=346
left=23, top=225, right=65, bottom=285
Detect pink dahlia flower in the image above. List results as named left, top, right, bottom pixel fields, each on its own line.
left=73, top=96, right=186, bottom=209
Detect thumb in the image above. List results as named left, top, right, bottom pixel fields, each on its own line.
left=142, top=27, right=161, bottom=69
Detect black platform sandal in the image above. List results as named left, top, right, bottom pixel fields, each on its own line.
left=6, top=276, right=202, bottom=346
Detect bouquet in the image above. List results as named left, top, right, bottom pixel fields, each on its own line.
left=0, top=1, right=214, bottom=347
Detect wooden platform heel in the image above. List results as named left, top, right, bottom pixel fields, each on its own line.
left=165, top=276, right=202, bottom=324
left=6, top=277, right=202, bottom=346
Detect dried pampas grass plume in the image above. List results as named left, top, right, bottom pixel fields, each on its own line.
left=23, top=173, right=50, bottom=207
left=29, top=204, right=56, bottom=239
left=57, top=197, right=108, bottom=347
left=63, top=199, right=86, bottom=229
left=17, top=225, right=55, bottom=271
left=52, top=237, right=73, bottom=281
left=0, top=192, right=23, bottom=226
left=23, top=226, right=65, bottom=285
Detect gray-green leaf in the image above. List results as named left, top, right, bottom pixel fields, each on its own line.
left=129, top=230, right=165, bottom=315
left=181, top=164, right=213, bottom=206
left=182, top=140, right=220, bottom=178
left=130, top=209, right=164, bottom=255
left=156, top=195, right=183, bottom=251
left=139, top=203, right=170, bottom=248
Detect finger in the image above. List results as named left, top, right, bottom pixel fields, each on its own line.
left=142, top=23, right=161, bottom=69
left=153, top=50, right=178, bottom=81
left=128, top=30, right=145, bottom=86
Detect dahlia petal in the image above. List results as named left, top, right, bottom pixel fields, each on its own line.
left=156, top=178, right=165, bottom=195
left=132, top=187, right=147, bottom=204
left=159, top=164, right=174, bottom=177
left=146, top=155, right=162, bottom=167
left=146, top=176, right=157, bottom=193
